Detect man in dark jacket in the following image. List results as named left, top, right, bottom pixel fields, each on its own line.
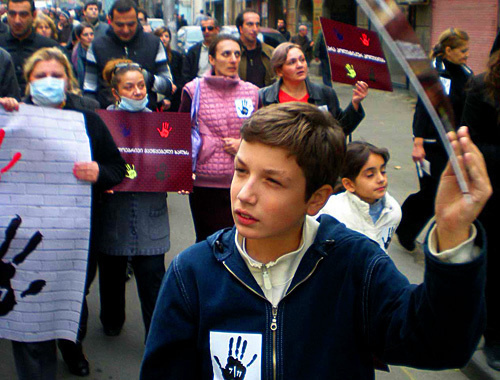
left=277, top=19, right=290, bottom=41
left=83, top=0, right=173, bottom=109
left=236, top=9, right=274, bottom=88
left=81, top=0, right=108, bottom=39
left=182, top=17, right=219, bottom=84
left=0, top=47, right=21, bottom=99
left=0, top=0, right=59, bottom=94
left=291, top=24, right=314, bottom=63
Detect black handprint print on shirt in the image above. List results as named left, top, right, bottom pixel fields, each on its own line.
left=214, top=336, right=258, bottom=380
left=0, top=215, right=45, bottom=316
left=239, top=100, right=249, bottom=116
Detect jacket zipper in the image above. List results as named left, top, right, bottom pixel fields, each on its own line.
left=223, top=256, right=324, bottom=380
left=124, top=46, right=129, bottom=57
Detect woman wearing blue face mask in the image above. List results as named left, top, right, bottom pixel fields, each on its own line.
left=0, top=47, right=126, bottom=378
left=96, top=59, right=170, bottom=342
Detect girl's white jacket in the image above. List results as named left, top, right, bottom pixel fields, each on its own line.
left=316, top=191, right=402, bottom=252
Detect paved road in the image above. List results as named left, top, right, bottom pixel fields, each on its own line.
left=0, top=80, right=494, bottom=379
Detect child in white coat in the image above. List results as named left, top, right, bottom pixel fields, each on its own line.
left=317, top=141, right=401, bottom=252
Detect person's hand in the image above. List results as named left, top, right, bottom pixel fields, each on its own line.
left=161, top=99, right=172, bottom=111
left=222, top=138, right=240, bottom=155
left=351, top=81, right=368, bottom=110
left=172, top=84, right=178, bottom=94
left=411, top=137, right=425, bottom=163
left=73, top=161, right=99, bottom=183
left=177, top=173, right=195, bottom=194
left=435, top=126, right=492, bottom=251
left=310, top=41, right=314, bottom=47
left=0, top=98, right=20, bottom=112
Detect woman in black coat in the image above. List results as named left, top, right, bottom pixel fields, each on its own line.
left=462, top=50, right=500, bottom=371
left=396, top=28, right=472, bottom=251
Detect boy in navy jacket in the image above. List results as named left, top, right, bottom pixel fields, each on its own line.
left=141, top=102, right=491, bottom=379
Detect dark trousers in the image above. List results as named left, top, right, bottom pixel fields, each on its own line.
left=189, top=186, right=234, bottom=243
left=480, top=196, right=500, bottom=344
left=98, top=253, right=165, bottom=337
left=397, top=142, right=447, bottom=243
left=320, top=58, right=332, bottom=88
left=11, top=340, right=57, bottom=380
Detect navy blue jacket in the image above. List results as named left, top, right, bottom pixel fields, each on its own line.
left=141, top=216, right=486, bottom=380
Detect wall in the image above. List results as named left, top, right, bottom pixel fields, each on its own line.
left=431, top=0, right=498, bottom=73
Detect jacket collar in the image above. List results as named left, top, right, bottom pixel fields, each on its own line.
left=207, top=216, right=343, bottom=300
left=203, top=70, right=241, bottom=87
left=262, top=77, right=319, bottom=104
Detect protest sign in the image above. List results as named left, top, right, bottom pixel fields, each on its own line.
left=355, top=0, right=470, bottom=199
left=97, top=111, right=193, bottom=193
left=320, top=17, right=393, bottom=92
left=0, top=105, right=91, bottom=342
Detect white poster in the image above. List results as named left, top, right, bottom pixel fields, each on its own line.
left=0, top=104, right=91, bottom=342
left=210, top=331, right=262, bottom=380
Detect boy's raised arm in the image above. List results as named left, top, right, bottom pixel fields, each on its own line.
left=434, top=126, right=492, bottom=252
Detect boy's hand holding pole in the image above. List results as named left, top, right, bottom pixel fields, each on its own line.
left=435, top=126, right=492, bottom=252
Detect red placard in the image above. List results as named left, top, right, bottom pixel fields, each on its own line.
left=97, top=110, right=193, bottom=192
left=320, top=17, right=393, bottom=92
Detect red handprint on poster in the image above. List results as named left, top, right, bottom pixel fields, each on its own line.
left=0, top=129, right=21, bottom=180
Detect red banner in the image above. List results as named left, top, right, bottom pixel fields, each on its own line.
left=97, top=110, right=193, bottom=192
left=320, top=17, right=393, bottom=92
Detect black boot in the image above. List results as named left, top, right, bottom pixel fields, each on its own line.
left=58, top=340, right=90, bottom=377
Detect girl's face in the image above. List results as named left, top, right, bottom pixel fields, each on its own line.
left=112, top=69, right=147, bottom=101
left=160, top=31, right=170, bottom=48
left=276, top=47, right=308, bottom=83
left=29, top=59, right=69, bottom=91
left=343, top=153, right=387, bottom=204
left=36, top=22, right=52, bottom=38
left=444, top=41, right=469, bottom=65
left=79, top=27, right=94, bottom=49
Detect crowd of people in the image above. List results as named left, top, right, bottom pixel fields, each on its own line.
left=0, top=0, right=498, bottom=379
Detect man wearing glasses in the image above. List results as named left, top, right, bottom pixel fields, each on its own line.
left=0, top=0, right=59, bottom=94
left=84, top=0, right=174, bottom=109
left=182, top=17, right=220, bottom=84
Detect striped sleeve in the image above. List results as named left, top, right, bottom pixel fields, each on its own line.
left=83, top=44, right=98, bottom=98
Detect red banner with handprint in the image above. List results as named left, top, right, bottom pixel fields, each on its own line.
left=320, top=17, right=393, bottom=92
left=97, top=110, right=193, bottom=192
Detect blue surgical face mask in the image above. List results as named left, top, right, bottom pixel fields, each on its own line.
left=30, top=77, right=66, bottom=107
left=117, top=95, right=149, bottom=112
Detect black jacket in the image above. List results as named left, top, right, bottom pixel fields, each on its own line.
left=0, top=47, right=20, bottom=99
left=182, top=41, right=203, bottom=85
left=169, top=49, right=185, bottom=112
left=0, top=29, right=60, bottom=94
left=413, top=57, right=473, bottom=140
left=259, top=77, right=365, bottom=135
left=84, top=25, right=172, bottom=109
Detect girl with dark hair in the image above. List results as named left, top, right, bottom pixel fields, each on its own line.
left=397, top=28, right=472, bottom=252
left=179, top=34, right=259, bottom=242
left=72, top=22, right=94, bottom=89
left=317, top=141, right=401, bottom=252
left=462, top=49, right=500, bottom=371
left=154, top=26, right=185, bottom=111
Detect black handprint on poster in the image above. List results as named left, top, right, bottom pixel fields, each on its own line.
left=0, top=215, right=45, bottom=316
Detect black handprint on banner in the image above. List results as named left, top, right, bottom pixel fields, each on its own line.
left=214, top=336, right=258, bottom=380
left=0, top=215, right=45, bottom=316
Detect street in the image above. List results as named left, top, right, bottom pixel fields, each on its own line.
left=0, top=78, right=495, bottom=380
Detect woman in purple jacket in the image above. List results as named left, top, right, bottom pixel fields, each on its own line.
left=179, top=34, right=259, bottom=242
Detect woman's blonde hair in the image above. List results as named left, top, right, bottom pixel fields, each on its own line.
left=23, top=47, right=81, bottom=96
left=102, top=58, right=144, bottom=90
left=270, top=42, right=302, bottom=75
left=34, top=13, right=58, bottom=40
left=431, top=28, right=469, bottom=59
